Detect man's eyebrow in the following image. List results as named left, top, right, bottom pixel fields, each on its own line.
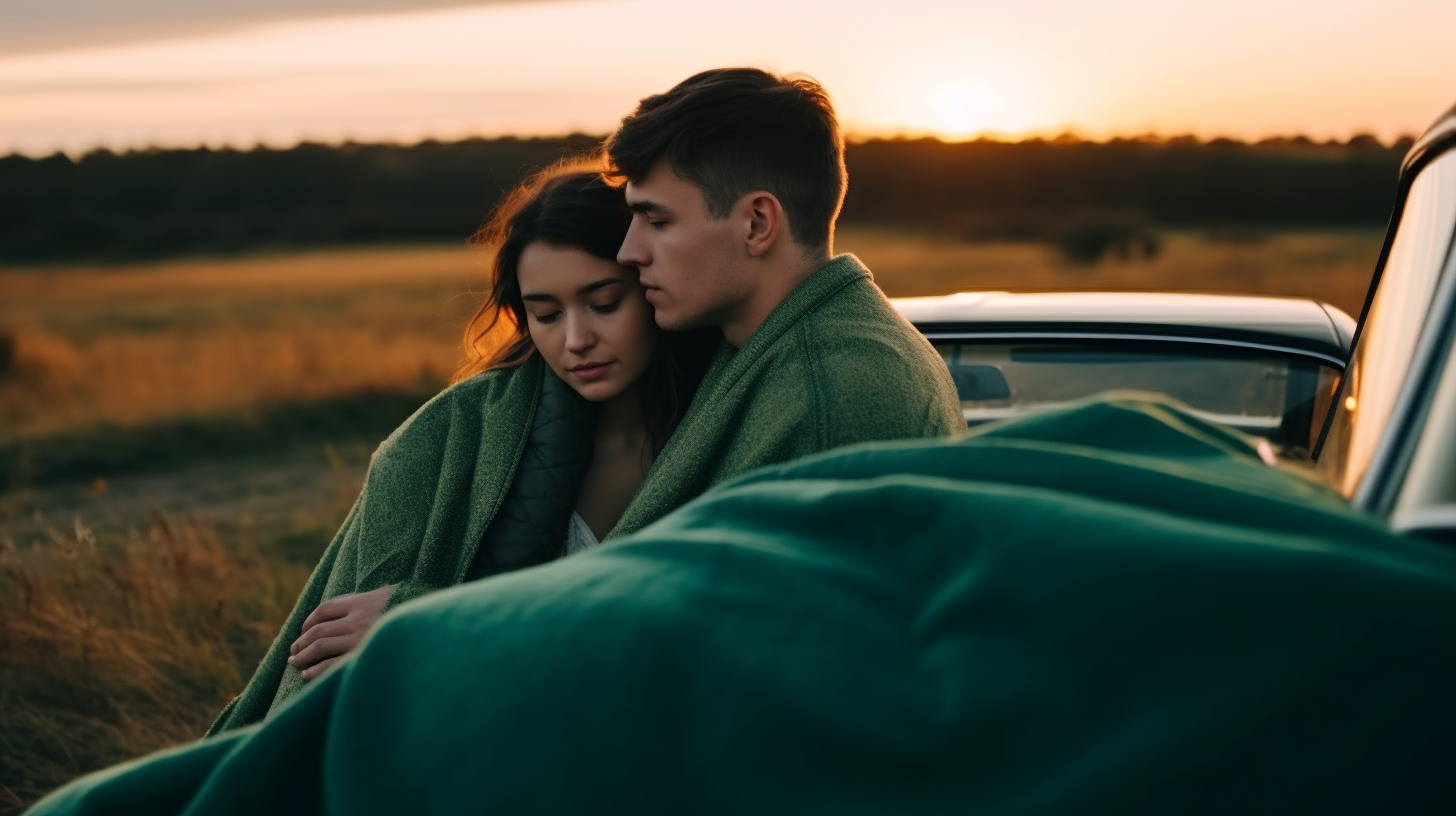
left=628, top=199, right=666, bottom=215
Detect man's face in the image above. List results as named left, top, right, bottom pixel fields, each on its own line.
left=617, top=161, right=752, bottom=333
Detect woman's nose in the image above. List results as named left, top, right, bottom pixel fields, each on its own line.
left=564, top=312, right=595, bottom=353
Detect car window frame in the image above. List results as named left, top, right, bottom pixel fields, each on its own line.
left=1313, top=124, right=1456, bottom=515
left=920, top=332, right=1344, bottom=455
left=1367, top=232, right=1456, bottom=517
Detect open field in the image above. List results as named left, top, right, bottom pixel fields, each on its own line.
left=0, top=228, right=1383, bottom=443
left=0, top=247, right=481, bottom=442
left=0, top=227, right=1385, bottom=812
left=846, top=227, right=1382, bottom=314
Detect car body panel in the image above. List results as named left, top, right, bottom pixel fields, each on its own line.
left=897, top=290, right=1353, bottom=365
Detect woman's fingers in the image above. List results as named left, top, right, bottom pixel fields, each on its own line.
left=289, top=583, right=397, bottom=667
left=289, top=634, right=359, bottom=671
left=299, top=656, right=342, bottom=681
left=299, top=594, right=351, bottom=634
left=289, top=618, right=352, bottom=659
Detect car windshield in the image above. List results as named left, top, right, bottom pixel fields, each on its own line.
left=932, top=339, right=1341, bottom=457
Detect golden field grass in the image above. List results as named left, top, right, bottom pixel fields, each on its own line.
left=0, top=512, right=315, bottom=811
left=0, top=247, right=482, bottom=441
left=850, top=227, right=1381, bottom=314
left=0, top=228, right=1385, bottom=811
left=0, top=228, right=1382, bottom=443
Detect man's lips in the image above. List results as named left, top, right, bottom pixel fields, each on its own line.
left=569, top=362, right=613, bottom=381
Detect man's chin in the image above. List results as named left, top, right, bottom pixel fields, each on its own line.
left=653, top=313, right=695, bottom=332
left=652, top=304, right=719, bottom=333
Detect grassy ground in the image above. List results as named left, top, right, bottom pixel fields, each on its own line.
left=0, top=511, right=315, bottom=810
left=845, top=227, right=1380, bottom=317
left=0, top=246, right=480, bottom=442
left=0, top=228, right=1385, bottom=812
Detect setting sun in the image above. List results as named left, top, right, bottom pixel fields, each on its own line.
left=923, top=80, right=1005, bottom=139
left=0, top=0, right=1453, bottom=155
left=849, top=72, right=1061, bottom=142
left=829, top=47, right=1070, bottom=142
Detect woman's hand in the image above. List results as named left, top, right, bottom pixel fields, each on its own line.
left=287, top=584, right=397, bottom=681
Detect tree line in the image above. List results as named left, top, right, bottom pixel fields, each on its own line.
left=0, top=134, right=1407, bottom=263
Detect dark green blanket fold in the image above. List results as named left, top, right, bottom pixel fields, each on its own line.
left=209, top=358, right=595, bottom=733
left=210, top=253, right=960, bottom=734
left=33, top=395, right=1456, bottom=815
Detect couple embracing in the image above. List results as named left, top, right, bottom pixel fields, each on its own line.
left=209, top=67, right=964, bottom=731
left=32, top=67, right=1456, bottom=816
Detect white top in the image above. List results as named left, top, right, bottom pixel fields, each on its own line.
left=564, top=511, right=601, bottom=556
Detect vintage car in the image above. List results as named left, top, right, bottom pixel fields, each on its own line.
left=898, top=290, right=1354, bottom=460
left=1314, top=102, right=1456, bottom=546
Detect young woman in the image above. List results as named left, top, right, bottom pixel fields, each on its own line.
left=209, top=160, right=717, bottom=733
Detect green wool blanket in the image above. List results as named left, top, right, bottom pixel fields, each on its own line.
left=31, top=395, right=1456, bottom=815
left=208, top=359, right=550, bottom=733
left=607, top=253, right=965, bottom=537
left=211, top=253, right=959, bottom=733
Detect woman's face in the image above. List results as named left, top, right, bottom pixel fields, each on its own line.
left=517, top=241, right=658, bottom=403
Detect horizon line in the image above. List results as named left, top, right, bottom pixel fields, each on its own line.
left=4, top=129, right=1423, bottom=162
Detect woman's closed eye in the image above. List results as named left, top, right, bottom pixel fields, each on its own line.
left=529, top=310, right=561, bottom=324
left=589, top=299, right=623, bottom=315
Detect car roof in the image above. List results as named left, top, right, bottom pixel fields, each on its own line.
left=895, top=291, right=1355, bottom=364
left=1401, top=101, right=1456, bottom=178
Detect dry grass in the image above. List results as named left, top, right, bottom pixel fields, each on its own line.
left=844, top=227, right=1384, bottom=318
left=0, top=513, right=314, bottom=813
left=0, top=232, right=1385, bottom=444
left=0, top=246, right=482, bottom=441
left=1, top=324, right=457, bottom=440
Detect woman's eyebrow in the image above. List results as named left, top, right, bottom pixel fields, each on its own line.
left=578, top=278, right=627, bottom=296
left=521, top=278, right=625, bottom=302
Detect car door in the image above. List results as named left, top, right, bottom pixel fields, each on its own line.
left=1315, top=110, right=1456, bottom=544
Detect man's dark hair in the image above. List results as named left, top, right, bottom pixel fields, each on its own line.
left=605, top=67, right=847, bottom=251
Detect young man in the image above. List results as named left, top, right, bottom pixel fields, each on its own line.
left=604, top=67, right=964, bottom=537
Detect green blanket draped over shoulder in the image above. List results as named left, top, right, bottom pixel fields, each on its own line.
left=207, top=359, right=549, bottom=733
left=211, top=254, right=959, bottom=734
left=32, top=395, right=1456, bottom=815
left=608, top=253, right=965, bottom=537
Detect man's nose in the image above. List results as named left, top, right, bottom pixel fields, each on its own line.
left=617, top=219, right=648, bottom=267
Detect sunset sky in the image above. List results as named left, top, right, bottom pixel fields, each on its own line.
left=3, top=0, right=1454, bottom=157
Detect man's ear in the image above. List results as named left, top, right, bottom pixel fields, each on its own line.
left=742, top=192, right=784, bottom=257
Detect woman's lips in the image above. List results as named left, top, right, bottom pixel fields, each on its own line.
left=569, top=362, right=613, bottom=381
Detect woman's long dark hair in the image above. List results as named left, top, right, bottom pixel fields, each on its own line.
left=454, top=157, right=718, bottom=452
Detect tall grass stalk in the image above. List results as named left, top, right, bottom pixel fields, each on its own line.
left=0, top=514, right=309, bottom=813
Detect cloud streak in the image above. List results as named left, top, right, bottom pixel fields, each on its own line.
left=2, top=0, right=558, bottom=54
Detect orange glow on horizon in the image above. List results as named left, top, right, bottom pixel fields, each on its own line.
left=0, top=0, right=1452, bottom=157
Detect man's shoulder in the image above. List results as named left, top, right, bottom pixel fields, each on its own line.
left=796, top=272, right=943, bottom=371
left=788, top=273, right=963, bottom=442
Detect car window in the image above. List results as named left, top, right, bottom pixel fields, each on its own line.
left=1393, top=327, right=1456, bottom=524
left=932, top=340, right=1340, bottom=456
left=1317, top=150, right=1456, bottom=496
